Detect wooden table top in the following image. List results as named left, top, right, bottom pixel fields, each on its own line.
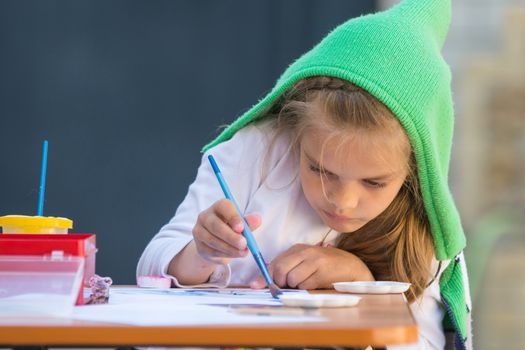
left=0, top=289, right=418, bottom=348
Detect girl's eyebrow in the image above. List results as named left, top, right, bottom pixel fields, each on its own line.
left=365, top=174, right=395, bottom=181
left=302, top=149, right=396, bottom=181
left=303, top=150, right=336, bottom=175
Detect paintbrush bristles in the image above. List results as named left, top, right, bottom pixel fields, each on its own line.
left=268, top=283, right=283, bottom=299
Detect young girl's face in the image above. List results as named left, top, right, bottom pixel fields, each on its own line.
left=299, top=122, right=410, bottom=233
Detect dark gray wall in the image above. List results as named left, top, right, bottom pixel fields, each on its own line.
left=0, top=1, right=375, bottom=283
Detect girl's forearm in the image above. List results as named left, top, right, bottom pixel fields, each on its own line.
left=167, top=240, right=218, bottom=285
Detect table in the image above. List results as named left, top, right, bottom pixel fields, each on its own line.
left=0, top=290, right=417, bottom=348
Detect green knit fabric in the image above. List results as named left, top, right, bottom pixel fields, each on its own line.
left=441, top=258, right=468, bottom=339
left=202, top=0, right=469, bottom=343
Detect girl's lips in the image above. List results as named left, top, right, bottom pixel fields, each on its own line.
left=323, top=210, right=354, bottom=221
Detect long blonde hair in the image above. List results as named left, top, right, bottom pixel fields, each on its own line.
left=261, top=76, right=434, bottom=302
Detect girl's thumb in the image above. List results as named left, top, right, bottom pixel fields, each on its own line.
left=244, top=213, right=262, bottom=231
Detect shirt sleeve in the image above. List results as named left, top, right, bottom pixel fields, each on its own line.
left=387, top=259, right=450, bottom=350
left=136, top=124, right=268, bottom=287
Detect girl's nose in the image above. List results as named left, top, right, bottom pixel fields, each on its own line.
left=327, top=183, right=359, bottom=210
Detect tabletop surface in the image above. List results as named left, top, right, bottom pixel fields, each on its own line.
left=0, top=288, right=418, bottom=348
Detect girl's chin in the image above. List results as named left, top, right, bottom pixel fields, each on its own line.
left=320, top=214, right=367, bottom=232
left=328, top=222, right=366, bottom=233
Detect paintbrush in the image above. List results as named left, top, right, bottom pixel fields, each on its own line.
left=208, top=155, right=282, bottom=298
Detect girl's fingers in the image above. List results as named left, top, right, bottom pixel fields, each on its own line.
left=271, top=254, right=305, bottom=288
left=212, top=200, right=248, bottom=247
left=195, top=201, right=246, bottom=250
left=202, top=213, right=247, bottom=250
left=296, top=276, right=321, bottom=291
left=244, top=213, right=262, bottom=231
left=214, top=199, right=262, bottom=233
left=285, top=260, right=318, bottom=289
left=193, top=224, right=246, bottom=258
left=268, top=245, right=320, bottom=288
left=193, top=201, right=263, bottom=264
left=202, top=233, right=247, bottom=258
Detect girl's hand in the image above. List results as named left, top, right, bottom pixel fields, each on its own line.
left=192, top=199, right=261, bottom=265
left=250, top=244, right=374, bottom=290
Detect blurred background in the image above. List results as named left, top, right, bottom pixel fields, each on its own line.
left=382, top=0, right=525, bottom=348
left=1, top=1, right=524, bottom=348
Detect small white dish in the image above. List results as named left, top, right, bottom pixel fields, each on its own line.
left=333, top=281, right=411, bottom=294
left=278, top=293, right=361, bottom=308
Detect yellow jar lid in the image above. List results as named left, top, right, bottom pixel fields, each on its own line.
left=0, top=215, right=73, bottom=228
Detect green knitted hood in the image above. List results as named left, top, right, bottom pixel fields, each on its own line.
left=203, top=0, right=465, bottom=261
left=203, top=1, right=470, bottom=343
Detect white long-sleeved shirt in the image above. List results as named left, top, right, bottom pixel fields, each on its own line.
left=137, top=121, right=448, bottom=349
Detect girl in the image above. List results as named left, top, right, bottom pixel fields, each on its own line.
left=138, top=0, right=472, bottom=349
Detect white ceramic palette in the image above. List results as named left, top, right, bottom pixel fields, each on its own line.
left=333, top=281, right=411, bottom=294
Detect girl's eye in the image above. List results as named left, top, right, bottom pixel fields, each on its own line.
left=364, top=180, right=386, bottom=188
left=309, top=164, right=322, bottom=174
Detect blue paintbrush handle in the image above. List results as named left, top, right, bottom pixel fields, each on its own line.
left=208, top=155, right=273, bottom=285
left=37, top=140, right=48, bottom=216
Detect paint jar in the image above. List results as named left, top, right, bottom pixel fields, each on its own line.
left=0, top=215, right=73, bottom=234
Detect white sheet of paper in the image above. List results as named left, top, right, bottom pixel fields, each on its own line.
left=108, top=287, right=293, bottom=305
left=72, top=288, right=325, bottom=326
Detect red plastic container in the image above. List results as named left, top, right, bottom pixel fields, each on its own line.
left=0, top=233, right=96, bottom=305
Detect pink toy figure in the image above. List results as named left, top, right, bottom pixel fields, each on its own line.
left=86, top=274, right=113, bottom=304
